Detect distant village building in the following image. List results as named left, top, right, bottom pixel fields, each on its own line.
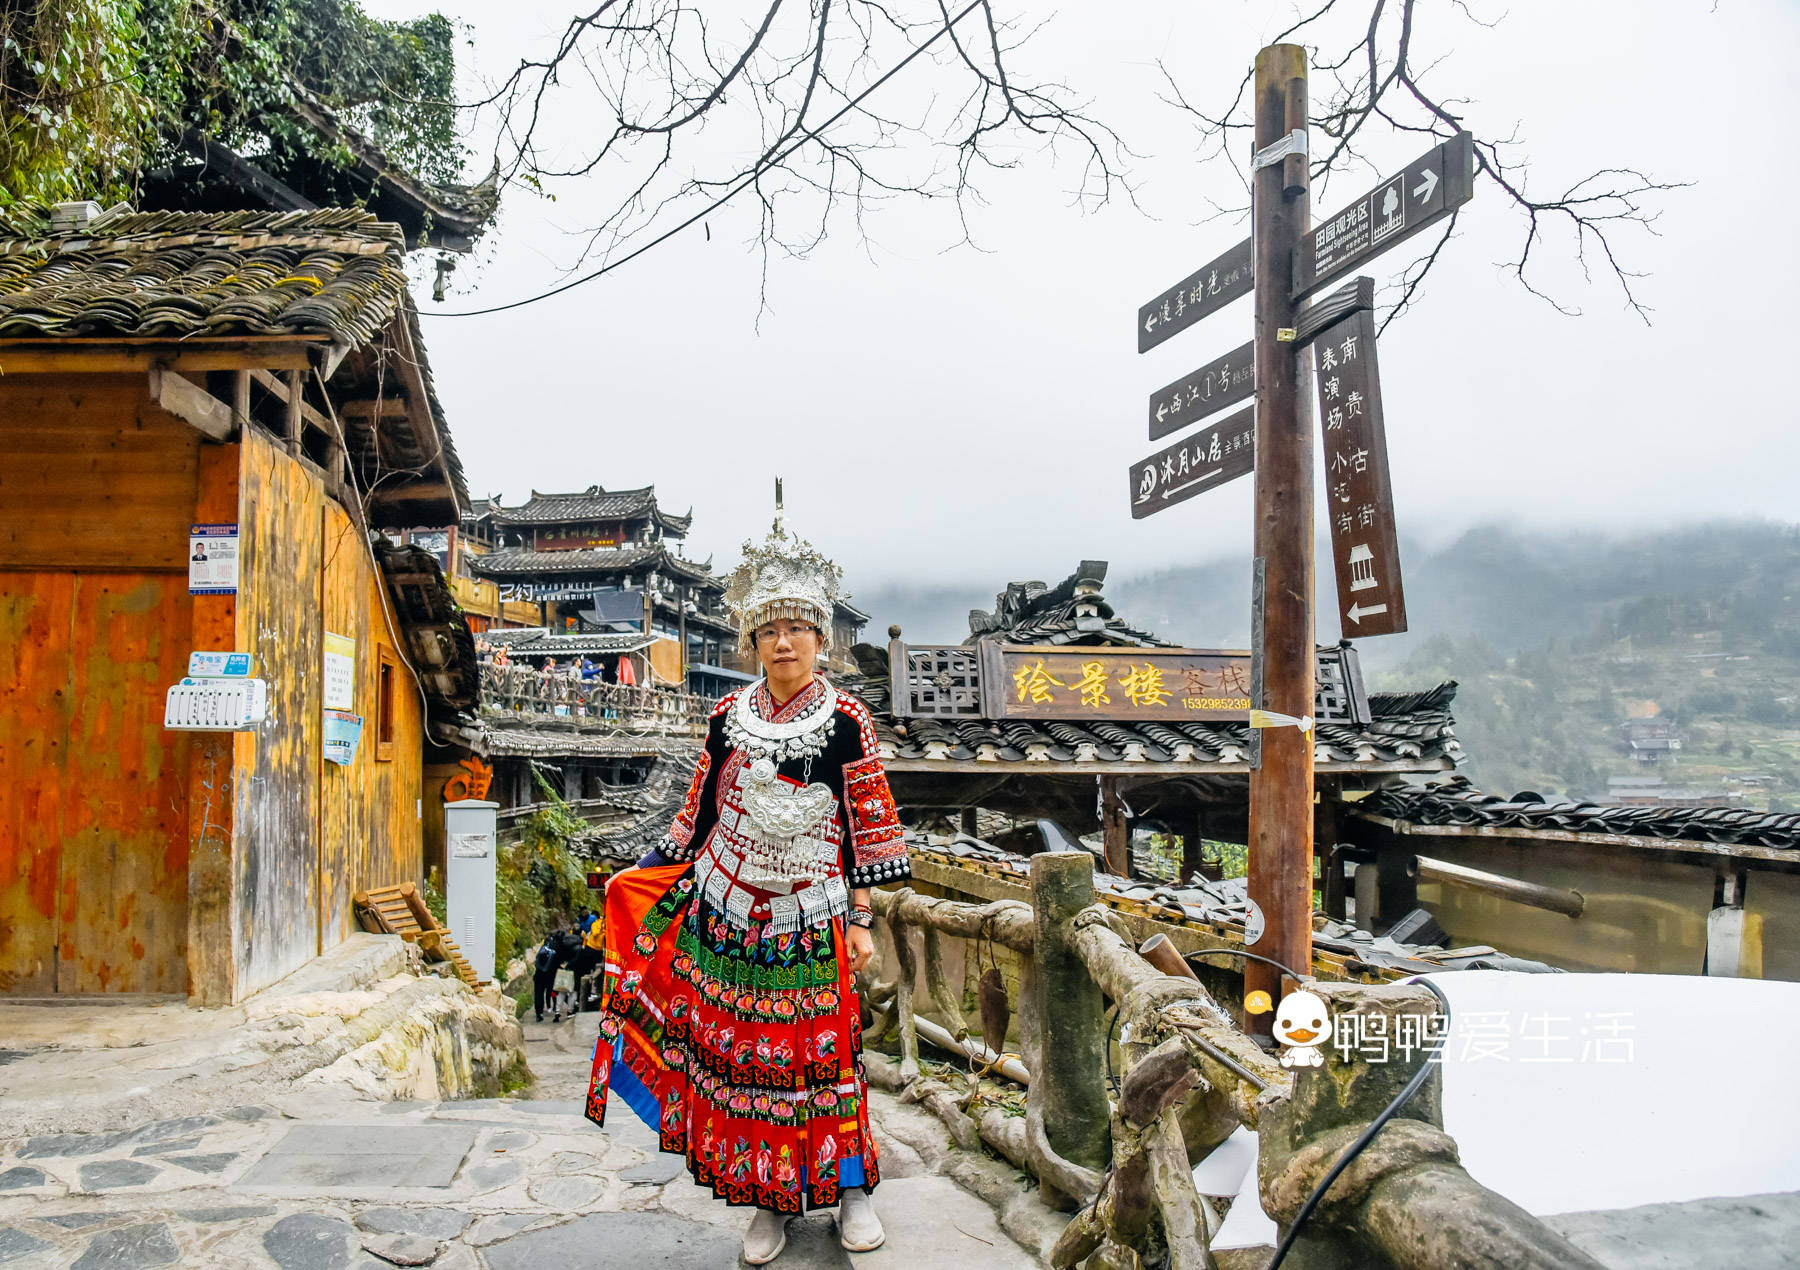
left=460, top=486, right=866, bottom=695
left=1618, top=716, right=1682, bottom=764
left=0, top=209, right=478, bottom=1005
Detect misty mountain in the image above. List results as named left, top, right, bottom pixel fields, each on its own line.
left=857, top=521, right=1800, bottom=674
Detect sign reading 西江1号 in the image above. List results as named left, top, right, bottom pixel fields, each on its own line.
left=981, top=645, right=1254, bottom=722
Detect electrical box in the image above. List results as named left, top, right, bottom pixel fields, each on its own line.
left=164, top=678, right=268, bottom=731
left=445, top=800, right=499, bottom=984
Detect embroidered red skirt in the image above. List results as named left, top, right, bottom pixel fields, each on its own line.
left=586, top=861, right=880, bottom=1213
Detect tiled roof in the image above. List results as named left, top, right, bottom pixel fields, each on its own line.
left=840, top=669, right=1460, bottom=770
left=0, top=208, right=408, bottom=343
left=468, top=545, right=661, bottom=577
left=0, top=208, right=467, bottom=515
left=481, top=726, right=689, bottom=760
left=376, top=540, right=480, bottom=750
left=468, top=543, right=719, bottom=587
left=481, top=485, right=693, bottom=536
left=1357, top=778, right=1800, bottom=850
left=908, top=839, right=1555, bottom=975
left=477, top=631, right=656, bottom=657
left=964, top=560, right=1170, bottom=648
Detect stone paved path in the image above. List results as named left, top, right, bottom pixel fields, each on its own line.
left=0, top=1013, right=1049, bottom=1268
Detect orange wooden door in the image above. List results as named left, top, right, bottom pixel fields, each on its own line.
left=0, top=571, right=191, bottom=994
left=0, top=572, right=73, bottom=994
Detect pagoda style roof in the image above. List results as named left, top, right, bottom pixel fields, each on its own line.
left=468, top=543, right=720, bottom=587
left=480, top=485, right=693, bottom=537
left=966, top=560, right=1170, bottom=648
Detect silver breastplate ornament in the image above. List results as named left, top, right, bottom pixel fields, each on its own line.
left=726, top=680, right=840, bottom=884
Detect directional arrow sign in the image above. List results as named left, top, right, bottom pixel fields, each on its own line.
left=1293, top=131, right=1474, bottom=300
left=1148, top=340, right=1254, bottom=440
left=1313, top=307, right=1406, bottom=636
left=1128, top=406, right=1255, bottom=520
left=1137, top=238, right=1253, bottom=354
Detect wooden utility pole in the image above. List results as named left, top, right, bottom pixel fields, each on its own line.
left=1246, top=44, right=1315, bottom=1024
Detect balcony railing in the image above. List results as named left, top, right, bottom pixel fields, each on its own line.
left=477, top=658, right=712, bottom=735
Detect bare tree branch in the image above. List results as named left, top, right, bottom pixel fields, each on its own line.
left=1160, top=0, right=1687, bottom=325
left=455, top=1, right=1132, bottom=308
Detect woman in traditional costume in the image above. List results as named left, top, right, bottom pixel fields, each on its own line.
left=586, top=521, right=908, bottom=1264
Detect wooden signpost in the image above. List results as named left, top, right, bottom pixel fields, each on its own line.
left=1314, top=306, right=1406, bottom=636
left=1148, top=340, right=1254, bottom=440
left=1296, top=132, right=1474, bottom=298
left=1125, top=47, right=1475, bottom=1021
left=1129, top=406, right=1254, bottom=519
left=1137, top=238, right=1253, bottom=353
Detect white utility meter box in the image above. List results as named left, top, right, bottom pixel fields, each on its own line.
left=444, top=800, right=498, bottom=984
left=164, top=678, right=269, bottom=731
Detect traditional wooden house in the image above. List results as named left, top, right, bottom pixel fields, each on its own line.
left=842, top=561, right=1460, bottom=877
left=0, top=207, right=477, bottom=1005
left=463, top=486, right=867, bottom=694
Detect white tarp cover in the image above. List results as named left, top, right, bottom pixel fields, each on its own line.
left=1210, top=971, right=1800, bottom=1251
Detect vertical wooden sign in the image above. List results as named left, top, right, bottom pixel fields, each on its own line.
left=1314, top=307, right=1406, bottom=636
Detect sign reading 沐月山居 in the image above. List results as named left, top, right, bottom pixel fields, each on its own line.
left=981, top=645, right=1254, bottom=722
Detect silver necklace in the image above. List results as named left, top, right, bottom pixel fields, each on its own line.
left=725, top=678, right=837, bottom=761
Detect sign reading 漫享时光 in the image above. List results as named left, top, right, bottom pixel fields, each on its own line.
left=1128, top=406, right=1254, bottom=520
left=1294, top=131, right=1475, bottom=299
left=982, top=645, right=1254, bottom=722
left=1137, top=238, right=1253, bottom=353
left=1314, top=308, right=1406, bottom=636
left=1148, top=340, right=1254, bottom=440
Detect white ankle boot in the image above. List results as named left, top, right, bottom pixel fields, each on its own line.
left=743, top=1207, right=788, bottom=1265
left=837, top=1186, right=885, bottom=1252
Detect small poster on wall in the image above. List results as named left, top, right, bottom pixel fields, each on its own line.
left=323, top=632, right=356, bottom=711
left=188, top=524, right=239, bottom=595
left=324, top=710, right=363, bottom=765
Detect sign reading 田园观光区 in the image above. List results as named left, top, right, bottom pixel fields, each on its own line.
left=983, top=645, right=1253, bottom=722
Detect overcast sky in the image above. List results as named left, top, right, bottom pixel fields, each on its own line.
left=373, top=0, right=1799, bottom=602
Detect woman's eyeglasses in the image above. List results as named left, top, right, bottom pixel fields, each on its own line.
left=754, top=624, right=819, bottom=644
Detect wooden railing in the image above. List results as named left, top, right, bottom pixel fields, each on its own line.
left=477, top=659, right=711, bottom=735
left=865, top=854, right=1603, bottom=1269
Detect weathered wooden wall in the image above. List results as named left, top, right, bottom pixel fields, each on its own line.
left=0, top=375, right=198, bottom=994
left=232, top=427, right=325, bottom=995
left=0, top=380, right=430, bottom=1003
left=318, top=499, right=423, bottom=950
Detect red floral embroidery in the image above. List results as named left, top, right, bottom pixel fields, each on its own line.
left=843, top=754, right=906, bottom=880
left=670, top=749, right=712, bottom=849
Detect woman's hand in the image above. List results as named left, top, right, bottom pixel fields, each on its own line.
left=845, top=923, right=874, bottom=975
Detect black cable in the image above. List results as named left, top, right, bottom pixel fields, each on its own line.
left=427, top=1, right=984, bottom=319
left=1263, top=976, right=1453, bottom=1270
left=1183, top=947, right=1310, bottom=985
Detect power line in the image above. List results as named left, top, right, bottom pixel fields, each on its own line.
left=426, top=1, right=983, bottom=319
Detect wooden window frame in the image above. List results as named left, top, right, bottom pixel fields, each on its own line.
left=376, top=647, right=398, bottom=762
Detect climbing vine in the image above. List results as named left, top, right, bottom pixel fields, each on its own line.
left=1, top=0, right=463, bottom=209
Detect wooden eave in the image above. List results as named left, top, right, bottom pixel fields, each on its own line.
left=0, top=335, right=327, bottom=374
left=881, top=756, right=1455, bottom=777
left=1352, top=809, right=1800, bottom=872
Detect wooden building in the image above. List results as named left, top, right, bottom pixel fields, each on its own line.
left=464, top=487, right=868, bottom=695
left=0, top=207, right=475, bottom=1005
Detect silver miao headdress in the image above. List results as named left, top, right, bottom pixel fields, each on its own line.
left=725, top=510, right=844, bottom=654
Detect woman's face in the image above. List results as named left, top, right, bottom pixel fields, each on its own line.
left=754, top=620, right=822, bottom=680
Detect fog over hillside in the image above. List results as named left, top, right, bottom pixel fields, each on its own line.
left=852, top=520, right=1800, bottom=806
